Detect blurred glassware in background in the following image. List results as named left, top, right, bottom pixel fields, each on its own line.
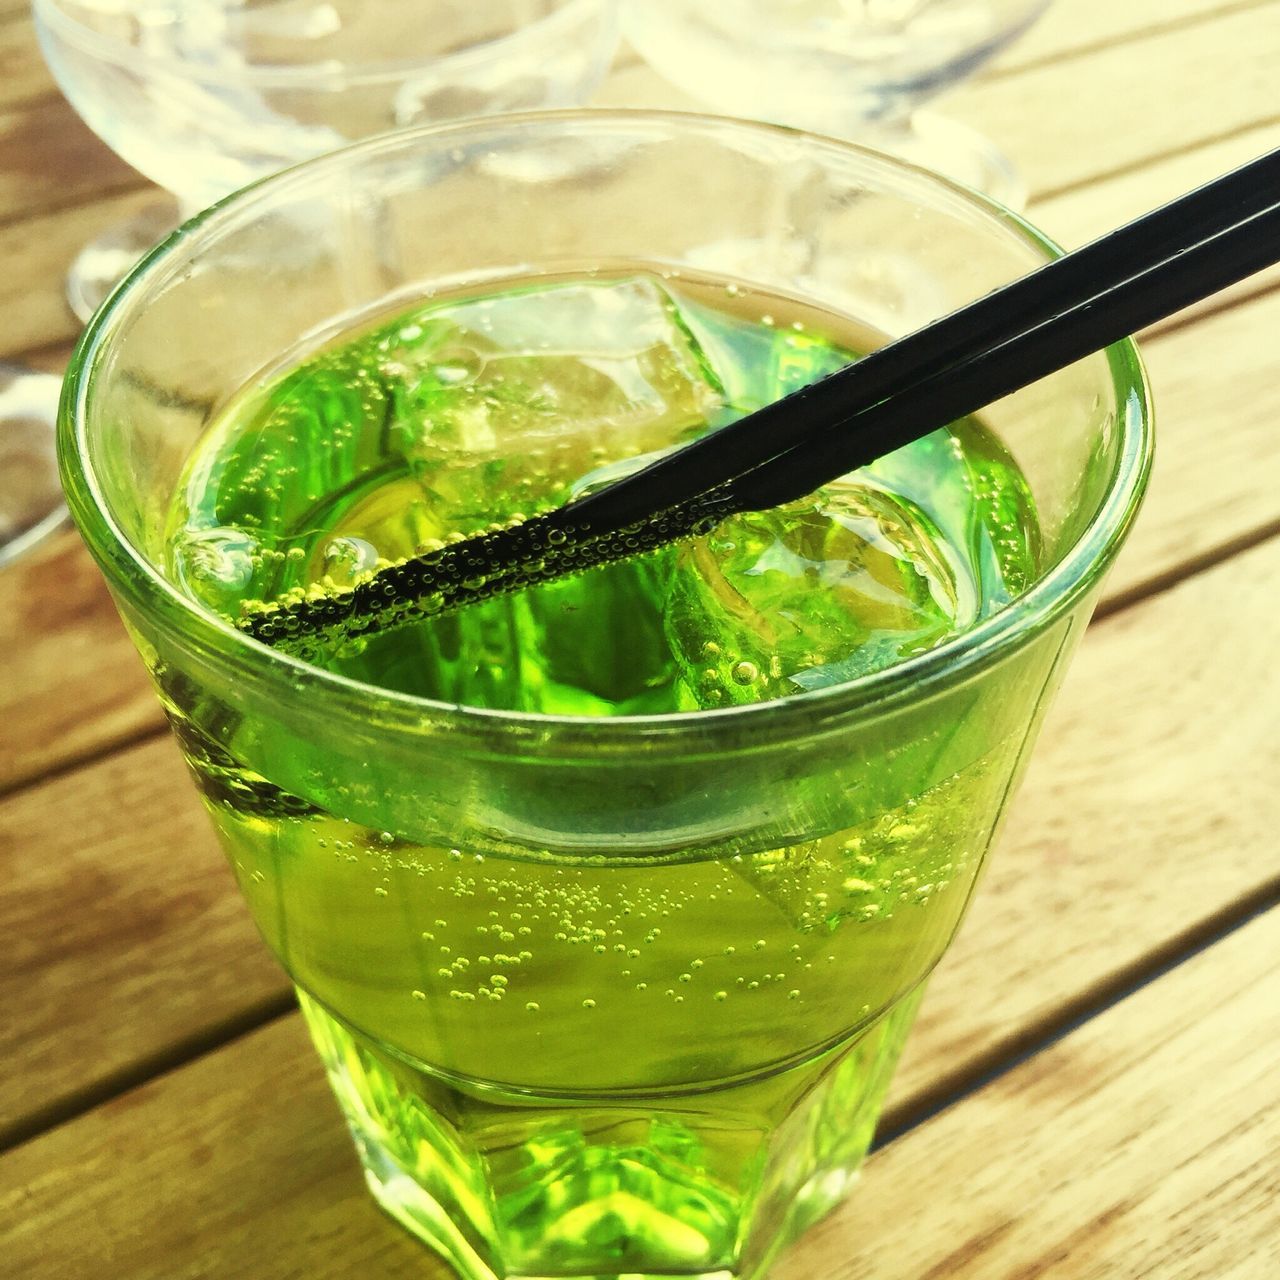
left=33, top=0, right=622, bottom=321
left=5, top=0, right=617, bottom=567
left=0, top=365, right=65, bottom=567
left=620, top=0, right=1051, bottom=209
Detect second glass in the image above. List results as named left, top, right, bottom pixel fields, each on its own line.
left=59, top=113, right=1151, bottom=1279
left=33, top=0, right=621, bottom=319
left=621, top=0, right=1052, bottom=209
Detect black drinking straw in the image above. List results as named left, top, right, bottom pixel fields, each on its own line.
left=241, top=147, right=1280, bottom=655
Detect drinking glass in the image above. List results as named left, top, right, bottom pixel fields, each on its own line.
left=0, top=365, right=66, bottom=566
left=59, top=112, right=1151, bottom=1280
left=621, top=0, right=1052, bottom=209
left=32, top=0, right=621, bottom=320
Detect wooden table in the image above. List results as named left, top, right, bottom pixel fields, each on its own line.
left=3, top=2, right=1279, bottom=1274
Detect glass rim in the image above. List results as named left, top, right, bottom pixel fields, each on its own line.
left=33, top=0, right=611, bottom=89
left=58, top=108, right=1154, bottom=749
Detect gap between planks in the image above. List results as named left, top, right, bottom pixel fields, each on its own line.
left=777, top=905, right=1280, bottom=1279
left=1028, top=112, right=1280, bottom=206
left=873, top=880, right=1280, bottom=1147
left=0, top=990, right=299, bottom=1152
left=984, top=0, right=1277, bottom=82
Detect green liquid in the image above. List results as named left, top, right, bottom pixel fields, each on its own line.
left=163, top=273, right=1041, bottom=1279
left=171, top=273, right=1037, bottom=712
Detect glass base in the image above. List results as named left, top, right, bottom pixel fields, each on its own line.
left=0, top=364, right=66, bottom=568
left=299, top=986, right=924, bottom=1280
left=66, top=198, right=181, bottom=324
left=855, top=111, right=1028, bottom=212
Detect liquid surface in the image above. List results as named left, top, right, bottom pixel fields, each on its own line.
left=170, top=272, right=1039, bottom=714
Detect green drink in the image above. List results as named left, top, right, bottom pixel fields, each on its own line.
left=169, top=272, right=1040, bottom=706
left=59, top=115, right=1151, bottom=1280
left=164, top=270, right=1037, bottom=1272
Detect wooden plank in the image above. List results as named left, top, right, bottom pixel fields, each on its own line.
left=2, top=4, right=1277, bottom=364
left=1021, top=123, right=1280, bottom=609
left=0, top=5, right=1275, bottom=1272
left=1, top=0, right=1277, bottom=1142
left=945, top=3, right=1280, bottom=197
left=783, top=907, right=1280, bottom=1278
left=0, top=0, right=1272, bottom=242
left=0, top=26, right=1252, bottom=796
left=10, top=268, right=1277, bottom=1132
left=0, top=1016, right=426, bottom=1280
left=1032, top=119, right=1280, bottom=249
left=992, top=0, right=1273, bottom=75
left=0, top=0, right=1255, bottom=120
left=1031, top=121, right=1280, bottom=610
left=0, top=528, right=164, bottom=794
left=2, top=101, right=1278, bottom=1095
left=0, top=17, right=56, bottom=112
left=2, top=551, right=1277, bottom=1274
left=0, top=0, right=1248, bottom=117
left=0, top=730, right=283, bottom=1142
left=3, top=511, right=1278, bottom=1164
left=4, top=98, right=1274, bottom=370
left=0, top=94, right=143, bottom=226
left=0, top=186, right=169, bottom=362
left=16, top=339, right=72, bottom=374
left=1101, top=285, right=1280, bottom=606
left=1031, top=119, right=1280, bottom=328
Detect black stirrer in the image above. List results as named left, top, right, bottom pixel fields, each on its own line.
left=731, top=187, right=1280, bottom=510
left=241, top=147, right=1280, bottom=656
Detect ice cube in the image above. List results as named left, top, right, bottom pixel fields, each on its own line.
left=375, top=275, right=731, bottom=530
left=663, top=475, right=965, bottom=707
left=315, top=277, right=737, bottom=712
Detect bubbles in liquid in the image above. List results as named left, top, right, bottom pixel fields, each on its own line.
left=171, top=271, right=1040, bottom=716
